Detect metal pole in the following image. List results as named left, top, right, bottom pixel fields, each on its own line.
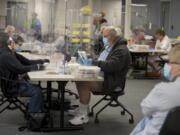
left=63, top=0, right=68, bottom=74
left=64, top=0, right=68, bottom=54
left=124, top=0, right=132, bottom=39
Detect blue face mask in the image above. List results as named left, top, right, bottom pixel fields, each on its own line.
left=15, top=47, right=22, bottom=52
left=163, top=63, right=174, bottom=81
left=103, top=37, right=109, bottom=47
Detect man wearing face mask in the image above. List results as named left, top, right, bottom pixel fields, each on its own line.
left=69, top=27, right=130, bottom=125
left=0, top=33, right=50, bottom=113
left=94, top=26, right=122, bottom=56
left=130, top=45, right=180, bottom=135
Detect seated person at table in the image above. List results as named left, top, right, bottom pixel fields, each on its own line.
left=148, top=29, right=171, bottom=71
left=5, top=25, right=16, bottom=37
left=0, top=31, right=24, bottom=53
left=155, top=29, right=171, bottom=51
left=130, top=45, right=180, bottom=135
left=128, top=27, right=145, bottom=45
left=0, top=33, right=49, bottom=113
left=94, top=26, right=123, bottom=56
left=69, top=27, right=131, bottom=125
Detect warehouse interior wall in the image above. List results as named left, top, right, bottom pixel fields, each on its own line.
left=4, top=0, right=180, bottom=38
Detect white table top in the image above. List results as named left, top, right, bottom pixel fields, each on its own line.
left=28, top=70, right=103, bottom=82
left=19, top=52, right=50, bottom=60
left=21, top=52, right=103, bottom=82
left=129, top=49, right=168, bottom=54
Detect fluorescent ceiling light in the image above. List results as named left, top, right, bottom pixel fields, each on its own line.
left=131, top=4, right=147, bottom=7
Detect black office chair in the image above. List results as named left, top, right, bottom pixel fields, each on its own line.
left=89, top=78, right=134, bottom=124
left=159, top=106, right=180, bottom=135
left=0, top=92, right=4, bottom=104
left=156, top=55, right=169, bottom=72
left=0, top=76, right=27, bottom=116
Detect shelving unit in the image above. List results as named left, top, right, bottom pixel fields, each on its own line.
left=67, top=7, right=92, bottom=55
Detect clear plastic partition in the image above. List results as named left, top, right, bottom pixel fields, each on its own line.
left=67, top=6, right=92, bottom=57
left=131, top=4, right=148, bottom=30
left=3, top=0, right=95, bottom=59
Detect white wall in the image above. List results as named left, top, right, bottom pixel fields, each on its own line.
left=1, top=0, right=122, bottom=34
left=132, top=0, right=161, bottom=35
left=0, top=0, right=7, bottom=29
left=92, top=0, right=122, bottom=26
left=53, top=0, right=122, bottom=35
left=26, top=0, right=122, bottom=35
left=54, top=0, right=82, bottom=35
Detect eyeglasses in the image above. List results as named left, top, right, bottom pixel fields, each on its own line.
left=167, top=62, right=180, bottom=65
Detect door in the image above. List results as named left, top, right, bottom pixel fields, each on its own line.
left=169, top=0, right=180, bottom=37
left=160, top=1, right=170, bottom=35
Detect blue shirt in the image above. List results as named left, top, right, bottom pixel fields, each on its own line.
left=98, top=46, right=112, bottom=61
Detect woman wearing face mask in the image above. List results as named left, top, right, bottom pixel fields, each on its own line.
left=130, top=45, right=180, bottom=135
left=148, top=29, right=171, bottom=72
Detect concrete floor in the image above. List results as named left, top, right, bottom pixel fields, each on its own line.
left=0, top=79, right=159, bottom=135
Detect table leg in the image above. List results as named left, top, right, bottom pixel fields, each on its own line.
left=58, top=81, right=83, bottom=130
left=47, top=81, right=53, bottom=128
left=41, top=81, right=83, bottom=132
left=59, top=81, right=66, bottom=128
left=145, top=54, right=148, bottom=77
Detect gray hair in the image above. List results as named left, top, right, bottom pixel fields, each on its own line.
left=169, top=45, right=180, bottom=64
left=104, top=26, right=122, bottom=36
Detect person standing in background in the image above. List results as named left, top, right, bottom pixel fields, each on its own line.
left=31, top=13, right=42, bottom=41
left=93, top=12, right=108, bottom=36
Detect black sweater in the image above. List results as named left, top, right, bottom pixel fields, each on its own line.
left=0, top=47, right=43, bottom=93
left=93, top=37, right=131, bottom=92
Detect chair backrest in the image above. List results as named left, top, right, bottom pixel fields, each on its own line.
left=114, top=77, right=126, bottom=92
left=0, top=76, right=12, bottom=97
left=159, top=106, right=180, bottom=135
left=0, top=65, right=20, bottom=97
left=121, top=77, right=126, bottom=91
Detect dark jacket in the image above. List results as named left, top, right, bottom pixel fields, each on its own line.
left=0, top=47, right=43, bottom=94
left=94, top=35, right=104, bottom=55
left=93, top=37, right=131, bottom=92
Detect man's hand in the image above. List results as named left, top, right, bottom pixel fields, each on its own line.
left=19, top=73, right=30, bottom=81
left=64, top=53, right=71, bottom=62
left=37, top=64, right=45, bottom=70
left=42, top=59, right=50, bottom=63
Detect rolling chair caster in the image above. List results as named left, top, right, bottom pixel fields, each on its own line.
left=121, top=110, right=125, bottom=115
left=94, top=117, right=99, bottom=124
left=129, top=118, right=134, bottom=124
left=88, top=112, right=94, bottom=117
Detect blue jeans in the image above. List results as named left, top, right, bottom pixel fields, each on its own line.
left=17, top=82, right=43, bottom=113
